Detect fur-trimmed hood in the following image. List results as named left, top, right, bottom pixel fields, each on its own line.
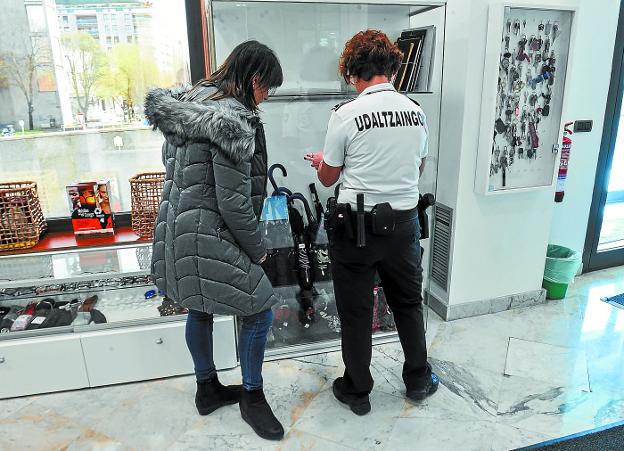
left=144, top=85, right=260, bottom=164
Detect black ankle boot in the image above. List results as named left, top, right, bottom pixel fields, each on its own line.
left=195, top=377, right=241, bottom=416
left=240, top=389, right=284, bottom=440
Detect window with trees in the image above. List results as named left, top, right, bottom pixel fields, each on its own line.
left=0, top=0, right=190, bottom=218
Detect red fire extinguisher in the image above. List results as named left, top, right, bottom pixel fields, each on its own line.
left=555, top=122, right=574, bottom=203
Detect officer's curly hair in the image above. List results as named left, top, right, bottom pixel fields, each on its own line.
left=339, top=30, right=403, bottom=83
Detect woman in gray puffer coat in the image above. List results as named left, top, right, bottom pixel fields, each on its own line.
left=144, top=41, right=284, bottom=441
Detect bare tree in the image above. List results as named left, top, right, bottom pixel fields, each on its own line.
left=62, top=32, right=107, bottom=123
left=0, top=36, right=51, bottom=130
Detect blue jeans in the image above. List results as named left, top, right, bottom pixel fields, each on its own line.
left=185, top=309, right=273, bottom=391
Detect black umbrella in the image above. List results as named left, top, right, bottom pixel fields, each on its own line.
left=287, top=193, right=316, bottom=326
left=308, top=183, right=324, bottom=230
left=260, top=165, right=296, bottom=287
left=308, top=183, right=331, bottom=282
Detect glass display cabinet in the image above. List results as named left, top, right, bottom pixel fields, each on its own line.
left=207, top=0, right=445, bottom=358
left=0, top=245, right=237, bottom=399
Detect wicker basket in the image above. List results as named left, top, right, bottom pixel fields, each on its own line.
left=0, top=182, right=47, bottom=250
left=129, top=172, right=165, bottom=239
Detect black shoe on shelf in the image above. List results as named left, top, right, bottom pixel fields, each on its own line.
left=195, top=377, right=241, bottom=416
left=240, top=388, right=284, bottom=441
left=332, top=377, right=371, bottom=416
left=406, top=371, right=440, bottom=402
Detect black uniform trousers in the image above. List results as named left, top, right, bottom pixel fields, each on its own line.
left=329, top=213, right=429, bottom=396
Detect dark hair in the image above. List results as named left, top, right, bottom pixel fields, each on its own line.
left=197, top=40, right=283, bottom=111
left=339, top=30, right=403, bottom=83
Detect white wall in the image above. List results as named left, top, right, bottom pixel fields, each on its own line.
left=438, top=0, right=619, bottom=306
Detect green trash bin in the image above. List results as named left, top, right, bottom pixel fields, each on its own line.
left=543, top=244, right=582, bottom=300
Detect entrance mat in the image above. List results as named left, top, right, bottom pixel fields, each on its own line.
left=601, top=293, right=624, bottom=310
left=514, top=420, right=624, bottom=450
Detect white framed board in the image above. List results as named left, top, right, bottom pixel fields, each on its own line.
left=475, top=5, right=574, bottom=195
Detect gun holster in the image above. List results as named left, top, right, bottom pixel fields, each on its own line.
left=416, top=193, right=436, bottom=240
left=370, top=202, right=395, bottom=236
left=324, top=199, right=353, bottom=239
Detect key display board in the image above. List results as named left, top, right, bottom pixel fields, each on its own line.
left=476, top=6, right=574, bottom=194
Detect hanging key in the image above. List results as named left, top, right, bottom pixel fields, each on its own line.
left=501, top=54, right=511, bottom=74
left=529, top=93, right=538, bottom=107
left=553, top=22, right=559, bottom=42
left=529, top=120, right=539, bottom=149
left=544, top=38, right=551, bottom=56
left=517, top=35, right=528, bottom=61
left=541, top=85, right=552, bottom=101
left=542, top=103, right=550, bottom=117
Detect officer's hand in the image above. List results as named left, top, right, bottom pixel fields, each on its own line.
left=304, top=152, right=324, bottom=170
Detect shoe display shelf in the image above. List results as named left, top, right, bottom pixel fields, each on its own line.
left=0, top=244, right=238, bottom=399
left=264, top=281, right=400, bottom=362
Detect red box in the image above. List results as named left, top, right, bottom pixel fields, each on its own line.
left=66, top=181, right=115, bottom=236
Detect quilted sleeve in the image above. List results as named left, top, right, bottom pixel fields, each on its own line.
left=212, top=150, right=266, bottom=264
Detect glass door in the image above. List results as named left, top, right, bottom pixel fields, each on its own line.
left=599, top=121, right=624, bottom=251
left=585, top=1, right=624, bottom=271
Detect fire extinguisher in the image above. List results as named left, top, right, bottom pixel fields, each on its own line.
left=555, top=122, right=574, bottom=203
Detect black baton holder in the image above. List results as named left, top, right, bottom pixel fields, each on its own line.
left=356, top=194, right=366, bottom=248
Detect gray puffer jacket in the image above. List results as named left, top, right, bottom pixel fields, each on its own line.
left=144, top=85, right=277, bottom=316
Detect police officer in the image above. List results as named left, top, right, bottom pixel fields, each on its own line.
left=304, top=30, right=439, bottom=415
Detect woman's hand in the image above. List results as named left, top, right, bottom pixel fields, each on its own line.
left=304, top=152, right=324, bottom=170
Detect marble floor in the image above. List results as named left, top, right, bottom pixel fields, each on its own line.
left=1, top=266, right=624, bottom=451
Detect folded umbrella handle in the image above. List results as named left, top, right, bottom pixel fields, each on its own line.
left=272, top=186, right=292, bottom=197
left=268, top=164, right=287, bottom=194
left=288, top=193, right=316, bottom=227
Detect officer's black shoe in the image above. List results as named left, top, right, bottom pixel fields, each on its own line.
left=332, top=377, right=371, bottom=416
left=195, top=377, right=241, bottom=416
left=240, top=388, right=285, bottom=441
left=406, top=372, right=440, bottom=402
